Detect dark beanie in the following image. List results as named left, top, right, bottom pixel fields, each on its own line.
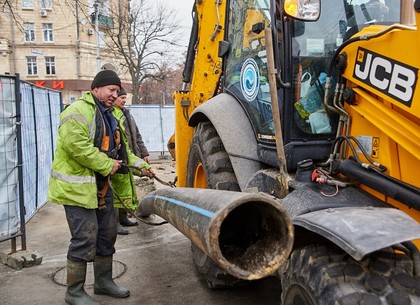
left=118, top=87, right=127, bottom=96
left=91, top=70, right=121, bottom=89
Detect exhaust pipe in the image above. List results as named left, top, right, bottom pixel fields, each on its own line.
left=138, top=187, right=294, bottom=280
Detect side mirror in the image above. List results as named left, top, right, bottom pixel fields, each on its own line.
left=284, top=0, right=320, bottom=21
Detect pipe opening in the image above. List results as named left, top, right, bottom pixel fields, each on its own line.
left=218, top=201, right=290, bottom=273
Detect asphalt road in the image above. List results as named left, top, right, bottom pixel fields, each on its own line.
left=0, top=160, right=282, bottom=305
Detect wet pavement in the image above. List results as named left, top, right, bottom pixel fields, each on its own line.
left=0, top=160, right=282, bottom=305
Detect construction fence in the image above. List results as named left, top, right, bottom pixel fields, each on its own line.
left=0, top=74, right=174, bottom=253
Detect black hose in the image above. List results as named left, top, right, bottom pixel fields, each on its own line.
left=327, top=36, right=360, bottom=77
left=338, top=159, right=420, bottom=211
left=331, top=135, right=387, bottom=173
left=108, top=177, right=168, bottom=226
left=109, top=163, right=172, bottom=226
left=328, top=24, right=410, bottom=78
left=401, top=241, right=420, bottom=276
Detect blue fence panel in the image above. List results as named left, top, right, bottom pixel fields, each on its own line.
left=20, top=82, right=38, bottom=219
left=33, top=87, right=53, bottom=211
left=127, top=105, right=175, bottom=154
left=161, top=106, right=176, bottom=151
left=0, top=76, right=19, bottom=238
left=0, top=75, right=62, bottom=247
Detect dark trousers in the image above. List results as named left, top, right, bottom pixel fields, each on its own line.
left=64, top=188, right=117, bottom=262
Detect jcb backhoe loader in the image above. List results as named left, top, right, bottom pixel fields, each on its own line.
left=139, top=0, right=420, bottom=303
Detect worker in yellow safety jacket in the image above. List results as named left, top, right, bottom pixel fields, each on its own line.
left=48, top=70, right=153, bottom=305
left=112, top=87, right=153, bottom=234
left=111, top=96, right=147, bottom=235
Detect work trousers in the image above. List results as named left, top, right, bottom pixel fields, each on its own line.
left=64, top=188, right=117, bottom=262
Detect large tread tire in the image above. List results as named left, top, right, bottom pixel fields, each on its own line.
left=187, top=121, right=240, bottom=191
left=280, top=244, right=420, bottom=305
left=187, top=121, right=244, bottom=289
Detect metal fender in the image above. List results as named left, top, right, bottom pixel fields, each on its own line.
left=189, top=93, right=261, bottom=191
left=293, top=206, right=420, bottom=261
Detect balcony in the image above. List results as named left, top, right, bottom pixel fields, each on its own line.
left=90, top=13, right=114, bottom=29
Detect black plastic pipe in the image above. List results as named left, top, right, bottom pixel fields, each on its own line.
left=138, top=187, right=294, bottom=280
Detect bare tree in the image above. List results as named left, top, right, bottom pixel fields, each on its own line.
left=140, top=61, right=184, bottom=104
left=1, top=0, right=26, bottom=34
left=1, top=0, right=184, bottom=102
left=104, top=0, right=183, bottom=104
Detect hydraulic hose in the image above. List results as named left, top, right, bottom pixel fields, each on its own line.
left=338, top=159, right=420, bottom=211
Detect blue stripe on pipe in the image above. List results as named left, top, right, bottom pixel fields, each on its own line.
left=146, top=194, right=215, bottom=218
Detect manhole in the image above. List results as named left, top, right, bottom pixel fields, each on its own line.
left=52, top=260, right=127, bottom=286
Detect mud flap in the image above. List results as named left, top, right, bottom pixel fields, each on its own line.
left=293, top=206, right=420, bottom=260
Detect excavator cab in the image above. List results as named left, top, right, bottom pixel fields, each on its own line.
left=219, top=0, right=401, bottom=170
left=222, top=0, right=336, bottom=170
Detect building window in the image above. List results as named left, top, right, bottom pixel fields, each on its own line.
left=42, top=23, right=54, bottom=42
left=27, top=57, right=38, bottom=75
left=40, top=0, right=52, bottom=9
left=45, top=56, right=56, bottom=75
left=24, top=23, right=35, bottom=42
left=22, top=0, right=33, bottom=9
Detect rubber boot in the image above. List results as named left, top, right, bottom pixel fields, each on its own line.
left=119, top=209, right=138, bottom=226
left=115, top=208, right=128, bottom=235
left=93, top=256, right=130, bottom=298
left=65, top=259, right=99, bottom=305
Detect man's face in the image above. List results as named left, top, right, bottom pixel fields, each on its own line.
left=114, top=94, right=127, bottom=110
left=93, top=85, right=120, bottom=108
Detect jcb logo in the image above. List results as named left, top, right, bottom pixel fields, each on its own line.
left=353, top=47, right=418, bottom=107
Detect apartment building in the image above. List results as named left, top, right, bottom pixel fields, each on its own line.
left=0, top=0, right=131, bottom=104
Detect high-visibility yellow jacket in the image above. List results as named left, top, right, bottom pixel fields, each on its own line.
left=111, top=106, right=141, bottom=211
left=48, top=92, right=148, bottom=209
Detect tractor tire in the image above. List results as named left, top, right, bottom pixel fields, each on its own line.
left=187, top=121, right=240, bottom=191
left=187, top=121, right=244, bottom=289
left=280, top=244, right=420, bottom=305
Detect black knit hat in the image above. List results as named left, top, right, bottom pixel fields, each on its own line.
left=91, top=70, right=121, bottom=89
left=118, top=87, right=127, bottom=96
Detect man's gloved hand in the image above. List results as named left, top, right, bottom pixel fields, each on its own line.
left=141, top=167, right=155, bottom=178
left=138, top=161, right=154, bottom=178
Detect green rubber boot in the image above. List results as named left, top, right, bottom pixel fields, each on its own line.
left=65, top=259, right=99, bottom=305
left=93, top=256, right=130, bottom=298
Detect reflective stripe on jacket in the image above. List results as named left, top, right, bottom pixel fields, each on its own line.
left=48, top=92, right=116, bottom=209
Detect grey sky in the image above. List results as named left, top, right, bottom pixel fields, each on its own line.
left=166, top=0, right=194, bottom=48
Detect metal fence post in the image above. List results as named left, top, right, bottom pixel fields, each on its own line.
left=159, top=105, right=165, bottom=156
left=14, top=74, right=27, bottom=252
